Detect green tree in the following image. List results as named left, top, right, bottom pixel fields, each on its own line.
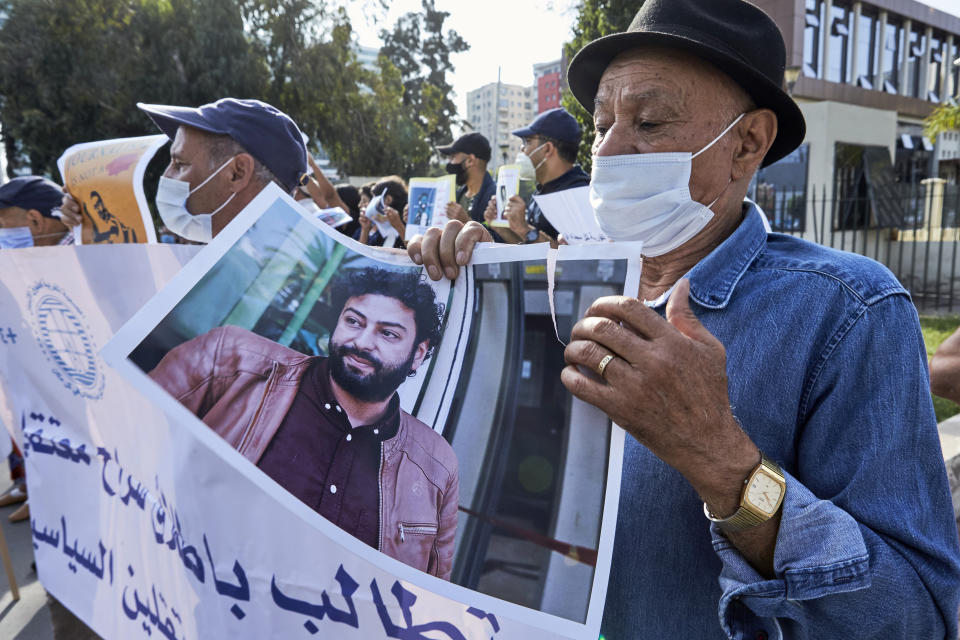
left=379, top=0, right=469, bottom=150
left=561, top=0, right=639, bottom=170
left=0, top=0, right=267, bottom=178
left=924, top=103, right=960, bottom=143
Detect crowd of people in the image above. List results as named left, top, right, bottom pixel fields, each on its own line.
left=1, top=0, right=959, bottom=638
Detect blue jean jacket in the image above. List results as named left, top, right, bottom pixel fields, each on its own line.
left=600, top=203, right=960, bottom=639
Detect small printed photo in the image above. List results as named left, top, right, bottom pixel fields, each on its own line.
left=409, top=185, right=437, bottom=228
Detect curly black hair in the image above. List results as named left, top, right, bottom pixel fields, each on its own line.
left=327, top=267, right=445, bottom=360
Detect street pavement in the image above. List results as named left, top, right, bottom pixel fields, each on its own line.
left=0, top=478, right=53, bottom=640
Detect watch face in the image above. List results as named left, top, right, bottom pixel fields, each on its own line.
left=745, top=471, right=783, bottom=515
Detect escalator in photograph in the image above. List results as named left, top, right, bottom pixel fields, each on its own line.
left=446, top=260, right=621, bottom=623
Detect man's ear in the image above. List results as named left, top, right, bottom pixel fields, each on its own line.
left=25, top=209, right=44, bottom=230
left=226, top=153, right=257, bottom=192
left=409, top=340, right=430, bottom=372
left=731, top=109, right=777, bottom=181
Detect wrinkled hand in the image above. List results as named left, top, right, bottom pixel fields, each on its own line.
left=561, top=279, right=758, bottom=514
left=445, top=202, right=470, bottom=224
left=408, top=220, right=493, bottom=281
left=504, top=196, right=529, bottom=236
left=59, top=190, right=83, bottom=227
left=385, top=206, right=405, bottom=236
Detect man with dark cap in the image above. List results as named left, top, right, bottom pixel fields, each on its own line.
left=437, top=132, right=496, bottom=226
left=482, top=107, right=589, bottom=244
left=409, top=0, right=960, bottom=637
left=61, top=98, right=308, bottom=243
left=0, top=176, right=72, bottom=247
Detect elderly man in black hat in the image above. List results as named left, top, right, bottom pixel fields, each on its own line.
left=61, top=98, right=308, bottom=243
left=409, top=0, right=960, bottom=637
left=482, top=107, right=589, bottom=244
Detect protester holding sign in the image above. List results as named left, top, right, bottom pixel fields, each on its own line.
left=0, top=176, right=72, bottom=248
left=60, top=98, right=308, bottom=244
left=410, top=0, right=960, bottom=637
left=483, top=108, right=589, bottom=245
left=148, top=267, right=459, bottom=579
left=437, top=132, right=496, bottom=226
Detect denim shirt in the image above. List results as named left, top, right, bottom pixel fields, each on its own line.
left=600, top=203, right=960, bottom=639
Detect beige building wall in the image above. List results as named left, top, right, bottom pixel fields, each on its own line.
left=466, top=82, right=535, bottom=171
left=795, top=99, right=898, bottom=245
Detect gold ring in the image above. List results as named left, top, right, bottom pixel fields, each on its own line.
left=596, top=354, right=614, bottom=379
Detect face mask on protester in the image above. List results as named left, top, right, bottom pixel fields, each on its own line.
left=299, top=198, right=321, bottom=216
left=516, top=142, right=548, bottom=181
left=155, top=157, right=238, bottom=244
left=445, top=160, right=468, bottom=186
left=590, top=113, right=744, bottom=257
left=0, top=226, right=34, bottom=249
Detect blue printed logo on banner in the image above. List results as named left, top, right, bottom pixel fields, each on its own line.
left=28, top=281, right=104, bottom=400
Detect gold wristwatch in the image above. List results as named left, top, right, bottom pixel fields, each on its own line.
left=703, top=452, right=786, bottom=533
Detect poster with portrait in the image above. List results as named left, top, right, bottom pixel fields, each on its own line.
left=57, top=134, right=168, bottom=245
left=404, top=175, right=457, bottom=240
left=490, top=165, right=521, bottom=228
left=96, top=184, right=642, bottom=639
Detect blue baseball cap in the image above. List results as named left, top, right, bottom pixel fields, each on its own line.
left=512, top=108, right=582, bottom=146
left=137, top=98, right=308, bottom=191
left=0, top=176, right=63, bottom=217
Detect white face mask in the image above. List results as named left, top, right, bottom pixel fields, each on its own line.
left=0, top=226, right=33, bottom=249
left=299, top=198, right=321, bottom=215
left=155, top=157, right=237, bottom=243
left=590, top=113, right=744, bottom=256
left=515, top=142, right=547, bottom=181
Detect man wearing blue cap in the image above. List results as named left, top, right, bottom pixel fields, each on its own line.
left=0, top=176, right=72, bottom=248
left=61, top=98, right=308, bottom=243
left=483, top=107, right=589, bottom=244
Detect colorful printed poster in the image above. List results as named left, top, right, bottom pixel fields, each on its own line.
left=58, top=135, right=168, bottom=245
left=405, top=175, right=457, bottom=240
left=0, top=185, right=643, bottom=639
left=490, top=165, right=521, bottom=228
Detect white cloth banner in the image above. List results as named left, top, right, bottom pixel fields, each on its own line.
left=0, top=185, right=642, bottom=640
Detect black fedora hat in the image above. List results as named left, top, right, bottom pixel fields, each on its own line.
left=567, top=0, right=805, bottom=167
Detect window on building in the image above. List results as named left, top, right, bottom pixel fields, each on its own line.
left=803, top=0, right=825, bottom=77
left=827, top=2, right=853, bottom=83
left=949, top=40, right=960, bottom=100
left=928, top=31, right=944, bottom=102
left=855, top=9, right=879, bottom=88
left=881, top=18, right=903, bottom=93
left=907, top=23, right=926, bottom=98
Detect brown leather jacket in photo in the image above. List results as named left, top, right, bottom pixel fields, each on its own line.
left=148, top=325, right=459, bottom=580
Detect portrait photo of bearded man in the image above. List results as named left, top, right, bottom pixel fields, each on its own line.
left=148, top=267, right=459, bottom=580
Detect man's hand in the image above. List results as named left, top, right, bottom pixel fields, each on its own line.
left=445, top=201, right=470, bottom=224
left=561, top=279, right=758, bottom=516
left=504, top=195, right=530, bottom=237
left=483, top=195, right=497, bottom=223
left=408, top=220, right=493, bottom=281
left=59, top=190, right=83, bottom=227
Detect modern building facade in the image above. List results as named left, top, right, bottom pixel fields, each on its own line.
left=466, top=82, right=536, bottom=171
left=533, top=59, right=563, bottom=113
left=749, top=0, right=960, bottom=233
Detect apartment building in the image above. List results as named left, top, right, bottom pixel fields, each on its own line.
left=465, top=82, right=536, bottom=170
